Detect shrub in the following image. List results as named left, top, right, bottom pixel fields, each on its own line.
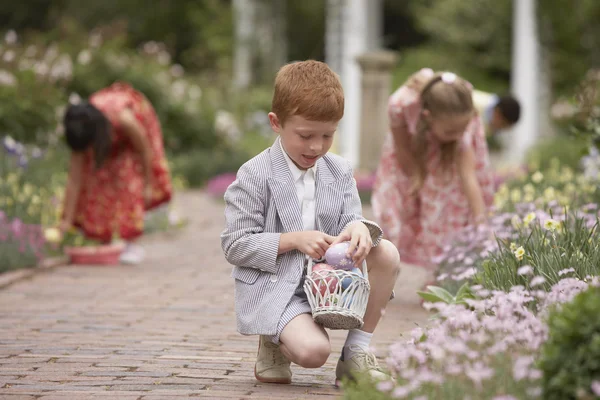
left=540, top=285, right=600, bottom=400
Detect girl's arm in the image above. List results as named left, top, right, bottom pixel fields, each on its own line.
left=391, top=119, right=416, bottom=177
left=457, top=145, right=487, bottom=225
left=60, top=152, right=85, bottom=231
left=118, top=109, right=153, bottom=188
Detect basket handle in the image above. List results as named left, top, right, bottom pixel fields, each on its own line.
left=306, top=257, right=369, bottom=280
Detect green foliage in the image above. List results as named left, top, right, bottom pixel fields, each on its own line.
left=540, top=285, right=600, bottom=400
left=417, top=282, right=475, bottom=307
left=526, top=135, right=589, bottom=173
left=341, top=374, right=392, bottom=400
left=169, top=147, right=250, bottom=188
left=410, top=0, right=513, bottom=78
left=0, top=72, right=65, bottom=145
left=476, top=213, right=600, bottom=293
left=392, top=44, right=508, bottom=95
left=60, top=0, right=233, bottom=73
left=538, top=0, right=600, bottom=95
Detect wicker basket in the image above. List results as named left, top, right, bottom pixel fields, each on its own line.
left=303, top=258, right=370, bottom=330
left=64, top=243, right=125, bottom=266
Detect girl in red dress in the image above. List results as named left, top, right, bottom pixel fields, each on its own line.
left=58, top=82, right=173, bottom=264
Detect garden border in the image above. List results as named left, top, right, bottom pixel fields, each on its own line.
left=0, top=256, right=69, bottom=290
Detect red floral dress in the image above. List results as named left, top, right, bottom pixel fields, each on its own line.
left=72, top=82, right=173, bottom=242
left=371, top=72, right=495, bottom=270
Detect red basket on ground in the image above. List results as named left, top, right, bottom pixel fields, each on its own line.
left=64, top=243, right=125, bottom=266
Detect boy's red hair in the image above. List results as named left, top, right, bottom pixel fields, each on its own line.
left=272, top=60, right=344, bottom=125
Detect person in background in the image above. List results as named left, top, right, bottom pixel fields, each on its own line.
left=472, top=89, right=521, bottom=136
left=58, top=82, right=173, bottom=264
left=372, top=67, right=495, bottom=273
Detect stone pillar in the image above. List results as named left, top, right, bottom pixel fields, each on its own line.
left=356, top=50, right=398, bottom=172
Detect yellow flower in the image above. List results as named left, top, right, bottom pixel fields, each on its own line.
left=524, top=193, right=535, bottom=203
left=543, top=187, right=556, bottom=202
left=514, top=246, right=525, bottom=261
left=544, top=219, right=561, bottom=232
left=511, top=215, right=522, bottom=229
left=510, top=189, right=522, bottom=203
left=44, top=227, right=62, bottom=243
left=510, top=242, right=518, bottom=251
left=531, top=171, right=544, bottom=183
left=524, top=184, right=535, bottom=194
left=523, top=212, right=536, bottom=226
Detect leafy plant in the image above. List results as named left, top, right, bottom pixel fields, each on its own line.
left=539, top=285, right=600, bottom=400
left=417, top=282, right=475, bottom=307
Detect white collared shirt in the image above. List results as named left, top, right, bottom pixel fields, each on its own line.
left=279, top=139, right=317, bottom=231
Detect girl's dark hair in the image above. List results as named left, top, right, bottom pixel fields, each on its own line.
left=64, top=102, right=111, bottom=169
left=496, top=95, right=521, bottom=124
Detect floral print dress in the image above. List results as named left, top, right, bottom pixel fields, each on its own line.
left=72, top=82, right=172, bottom=242
left=371, top=71, right=495, bottom=269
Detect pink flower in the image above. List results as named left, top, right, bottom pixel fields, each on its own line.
left=591, top=381, right=600, bottom=396
left=518, top=265, right=534, bottom=276
left=558, top=268, right=575, bottom=276
left=392, top=385, right=411, bottom=398
left=205, top=173, right=236, bottom=197
left=530, top=276, right=546, bottom=287
left=376, top=380, right=394, bottom=392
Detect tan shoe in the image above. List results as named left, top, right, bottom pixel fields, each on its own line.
left=254, top=335, right=292, bottom=384
left=335, top=344, right=388, bottom=386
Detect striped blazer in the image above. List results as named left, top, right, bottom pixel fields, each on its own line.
left=220, top=137, right=383, bottom=336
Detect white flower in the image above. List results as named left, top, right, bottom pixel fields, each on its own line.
left=0, top=69, right=16, bottom=86
left=77, top=50, right=92, bottom=65
left=69, top=93, right=82, bottom=105
left=4, top=30, right=17, bottom=45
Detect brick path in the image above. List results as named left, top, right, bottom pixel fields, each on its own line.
left=0, top=191, right=430, bottom=400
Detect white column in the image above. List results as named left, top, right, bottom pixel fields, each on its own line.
left=506, top=0, right=539, bottom=165
left=339, top=0, right=370, bottom=167
left=325, top=0, right=345, bottom=155
left=233, top=0, right=255, bottom=89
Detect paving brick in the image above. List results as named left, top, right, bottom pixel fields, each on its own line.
left=0, top=191, right=431, bottom=399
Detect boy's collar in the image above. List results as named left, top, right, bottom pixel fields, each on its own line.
left=278, top=137, right=317, bottom=181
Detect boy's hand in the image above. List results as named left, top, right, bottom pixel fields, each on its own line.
left=331, top=222, right=372, bottom=266
left=294, top=231, right=335, bottom=260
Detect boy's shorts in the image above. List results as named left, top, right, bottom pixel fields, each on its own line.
left=266, top=269, right=312, bottom=345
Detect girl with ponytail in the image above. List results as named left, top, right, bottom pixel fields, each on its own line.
left=372, top=68, right=494, bottom=272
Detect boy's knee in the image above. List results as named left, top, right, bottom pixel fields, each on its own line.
left=369, top=239, right=401, bottom=277
left=294, top=337, right=331, bottom=368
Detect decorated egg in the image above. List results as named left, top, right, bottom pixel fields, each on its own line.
left=325, top=242, right=355, bottom=270
left=311, top=263, right=337, bottom=297
left=341, top=267, right=363, bottom=291
left=341, top=274, right=353, bottom=290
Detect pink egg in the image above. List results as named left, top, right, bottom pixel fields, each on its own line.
left=311, top=263, right=338, bottom=297
left=325, top=242, right=355, bottom=270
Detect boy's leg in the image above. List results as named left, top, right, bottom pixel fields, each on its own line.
left=279, top=313, right=331, bottom=369
left=336, top=239, right=400, bottom=383
left=362, top=239, right=401, bottom=332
